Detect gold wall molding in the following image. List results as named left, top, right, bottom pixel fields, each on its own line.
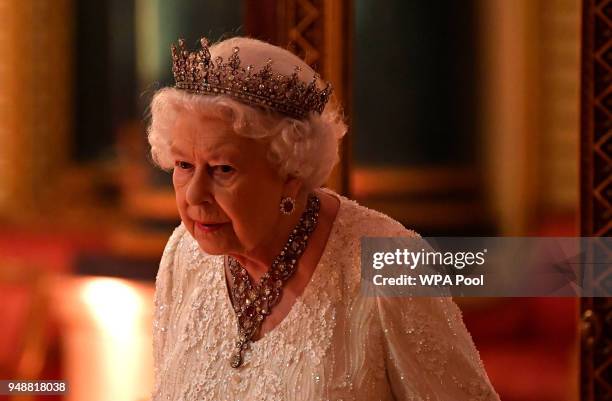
left=0, top=0, right=73, bottom=221
left=351, top=166, right=479, bottom=198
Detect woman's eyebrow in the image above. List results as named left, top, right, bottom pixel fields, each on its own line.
left=169, top=143, right=242, bottom=160
left=169, top=145, right=190, bottom=158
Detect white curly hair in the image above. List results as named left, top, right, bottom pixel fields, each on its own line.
left=147, top=37, right=347, bottom=191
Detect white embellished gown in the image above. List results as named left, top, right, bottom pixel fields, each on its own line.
left=151, top=189, right=500, bottom=401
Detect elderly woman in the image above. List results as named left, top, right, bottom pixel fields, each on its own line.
left=148, top=36, right=499, bottom=401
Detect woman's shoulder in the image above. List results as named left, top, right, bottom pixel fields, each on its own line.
left=164, top=222, right=188, bottom=252
left=323, top=188, right=420, bottom=240
left=156, top=222, right=221, bottom=299
left=154, top=223, right=188, bottom=320
left=319, top=189, right=422, bottom=297
left=158, top=223, right=187, bottom=273
left=161, top=222, right=220, bottom=272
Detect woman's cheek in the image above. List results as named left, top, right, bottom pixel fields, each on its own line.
left=212, top=173, right=239, bottom=188
left=172, top=170, right=190, bottom=188
left=217, top=188, right=249, bottom=229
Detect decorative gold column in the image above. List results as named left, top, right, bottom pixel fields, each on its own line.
left=579, top=1, right=612, bottom=400
left=280, top=0, right=351, bottom=193
left=246, top=0, right=352, bottom=194
left=478, top=0, right=541, bottom=235
left=0, top=0, right=73, bottom=222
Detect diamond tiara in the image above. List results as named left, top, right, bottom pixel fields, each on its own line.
left=171, top=38, right=333, bottom=120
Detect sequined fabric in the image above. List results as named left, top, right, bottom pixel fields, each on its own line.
left=151, top=189, right=501, bottom=401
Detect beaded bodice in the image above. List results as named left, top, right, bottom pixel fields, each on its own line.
left=151, top=189, right=500, bottom=401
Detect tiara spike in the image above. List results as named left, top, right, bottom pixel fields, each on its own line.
left=201, top=41, right=211, bottom=63
left=228, top=47, right=241, bottom=70
left=171, top=37, right=332, bottom=119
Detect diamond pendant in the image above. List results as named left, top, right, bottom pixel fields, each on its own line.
left=230, top=349, right=243, bottom=368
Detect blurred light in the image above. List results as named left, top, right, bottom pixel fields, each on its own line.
left=75, top=277, right=149, bottom=401
left=81, top=277, right=143, bottom=339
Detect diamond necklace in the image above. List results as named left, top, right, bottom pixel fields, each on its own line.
left=226, top=193, right=320, bottom=368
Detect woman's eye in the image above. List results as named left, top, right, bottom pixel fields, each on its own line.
left=174, top=161, right=193, bottom=170
left=211, top=165, right=235, bottom=175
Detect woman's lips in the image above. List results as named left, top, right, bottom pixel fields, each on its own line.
left=195, top=221, right=227, bottom=233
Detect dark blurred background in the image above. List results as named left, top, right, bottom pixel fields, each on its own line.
left=0, top=0, right=586, bottom=400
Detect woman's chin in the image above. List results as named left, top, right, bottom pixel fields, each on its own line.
left=186, top=221, right=238, bottom=255
left=195, top=239, right=228, bottom=255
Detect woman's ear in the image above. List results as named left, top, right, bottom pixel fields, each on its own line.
left=283, top=175, right=304, bottom=198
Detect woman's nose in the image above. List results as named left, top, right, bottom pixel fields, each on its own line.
left=185, top=168, right=213, bottom=205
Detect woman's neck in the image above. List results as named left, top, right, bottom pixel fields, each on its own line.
left=228, top=191, right=310, bottom=282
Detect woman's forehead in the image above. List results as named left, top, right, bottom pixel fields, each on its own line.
left=171, top=112, right=251, bottom=154
left=170, top=122, right=263, bottom=160
left=173, top=110, right=232, bottom=136
left=170, top=139, right=243, bottom=158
